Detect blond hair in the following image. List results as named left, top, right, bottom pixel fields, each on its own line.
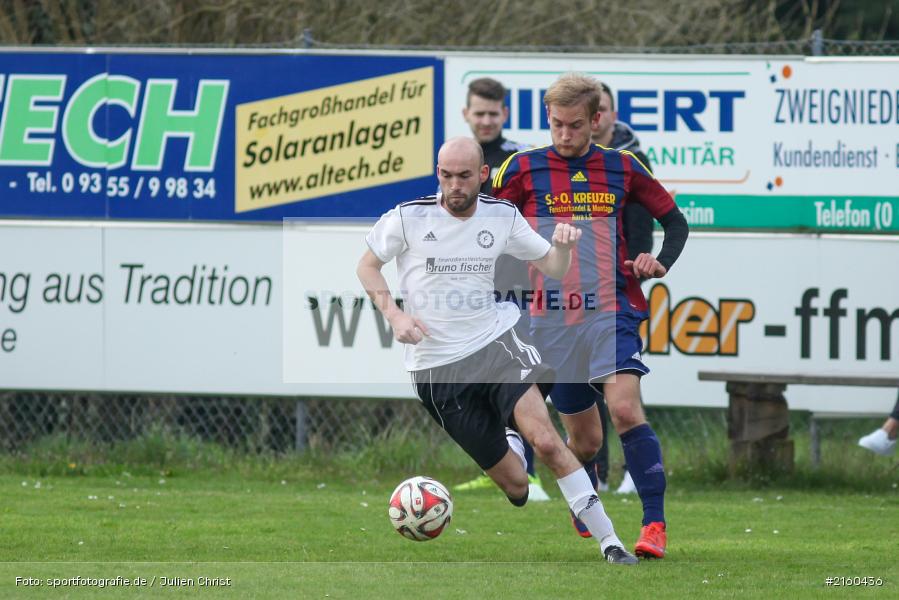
left=543, top=73, right=601, bottom=117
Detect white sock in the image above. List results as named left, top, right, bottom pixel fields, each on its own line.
left=557, top=469, right=623, bottom=553
left=505, top=429, right=527, bottom=471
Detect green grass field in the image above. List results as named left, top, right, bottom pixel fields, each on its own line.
left=1, top=466, right=896, bottom=599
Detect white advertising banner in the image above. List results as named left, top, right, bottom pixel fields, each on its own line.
left=0, top=221, right=413, bottom=398
left=0, top=222, right=314, bottom=396
left=0, top=225, right=104, bottom=389
left=1, top=222, right=896, bottom=414
left=638, top=232, right=899, bottom=414
left=282, top=221, right=409, bottom=396
left=285, top=227, right=898, bottom=414
left=445, top=55, right=899, bottom=233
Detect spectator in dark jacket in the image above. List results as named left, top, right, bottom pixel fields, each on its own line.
left=455, top=78, right=549, bottom=502
left=590, top=81, right=661, bottom=494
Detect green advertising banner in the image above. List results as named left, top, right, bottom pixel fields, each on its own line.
left=676, top=195, right=899, bottom=232
left=445, top=55, right=899, bottom=234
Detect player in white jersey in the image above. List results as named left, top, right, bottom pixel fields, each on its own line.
left=357, top=137, right=638, bottom=564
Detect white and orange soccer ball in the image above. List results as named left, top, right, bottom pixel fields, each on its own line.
left=387, top=476, right=453, bottom=541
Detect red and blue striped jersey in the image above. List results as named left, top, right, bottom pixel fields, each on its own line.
left=492, top=144, right=676, bottom=326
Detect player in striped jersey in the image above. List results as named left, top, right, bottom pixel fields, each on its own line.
left=493, top=73, right=689, bottom=559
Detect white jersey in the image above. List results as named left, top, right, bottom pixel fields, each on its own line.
left=366, top=193, right=551, bottom=371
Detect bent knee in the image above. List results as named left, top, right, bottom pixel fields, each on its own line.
left=569, top=433, right=602, bottom=463
left=530, top=430, right=565, bottom=462
left=609, top=404, right=645, bottom=432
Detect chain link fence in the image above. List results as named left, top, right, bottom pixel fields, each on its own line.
left=0, top=390, right=734, bottom=458
left=0, top=390, right=883, bottom=481
left=2, top=34, right=895, bottom=459
left=300, top=30, right=899, bottom=56
left=0, top=392, right=429, bottom=454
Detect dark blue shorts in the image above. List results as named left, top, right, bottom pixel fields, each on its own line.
left=532, top=311, right=649, bottom=415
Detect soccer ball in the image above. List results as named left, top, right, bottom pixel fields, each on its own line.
left=387, top=476, right=453, bottom=541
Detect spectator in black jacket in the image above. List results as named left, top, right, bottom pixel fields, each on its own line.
left=454, top=78, right=550, bottom=502
left=592, top=81, right=655, bottom=258
left=462, top=78, right=529, bottom=194
left=590, top=81, right=659, bottom=494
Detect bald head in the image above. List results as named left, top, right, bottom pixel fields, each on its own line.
left=438, top=136, right=485, bottom=169
left=436, top=137, right=489, bottom=217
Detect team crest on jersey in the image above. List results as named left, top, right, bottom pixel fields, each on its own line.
left=476, top=230, right=495, bottom=248
left=570, top=171, right=588, bottom=182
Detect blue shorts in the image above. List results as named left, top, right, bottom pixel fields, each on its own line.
left=532, top=311, right=649, bottom=415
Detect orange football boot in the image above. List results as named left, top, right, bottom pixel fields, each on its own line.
left=634, top=521, right=666, bottom=558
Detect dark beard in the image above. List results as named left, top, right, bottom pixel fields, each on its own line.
left=443, top=192, right=477, bottom=215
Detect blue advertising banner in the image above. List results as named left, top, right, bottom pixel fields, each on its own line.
left=0, top=50, right=443, bottom=220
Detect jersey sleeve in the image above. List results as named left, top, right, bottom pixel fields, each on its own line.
left=623, top=202, right=654, bottom=258
left=491, top=153, right=526, bottom=210
left=624, top=150, right=676, bottom=219
left=365, top=206, right=407, bottom=263
left=504, top=208, right=551, bottom=261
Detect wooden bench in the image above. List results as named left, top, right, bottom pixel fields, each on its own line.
left=697, top=372, right=899, bottom=475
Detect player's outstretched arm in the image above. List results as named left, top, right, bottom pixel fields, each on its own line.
left=531, top=223, right=582, bottom=279
left=356, top=250, right=429, bottom=344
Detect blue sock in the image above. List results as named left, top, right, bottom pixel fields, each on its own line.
left=524, top=441, right=536, bottom=477
left=620, top=423, right=666, bottom=526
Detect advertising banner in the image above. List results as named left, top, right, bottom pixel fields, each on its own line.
left=445, top=55, right=899, bottom=233
left=285, top=227, right=899, bottom=414
left=0, top=50, right=442, bottom=220
left=3, top=49, right=898, bottom=233
left=636, top=232, right=899, bottom=413
left=0, top=220, right=410, bottom=397
left=0, top=222, right=895, bottom=413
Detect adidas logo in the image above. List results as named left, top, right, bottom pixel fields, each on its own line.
left=570, top=171, right=587, bottom=182
left=422, top=231, right=437, bottom=241
left=631, top=351, right=642, bottom=361
left=645, top=462, right=665, bottom=474
left=520, top=368, right=532, bottom=380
